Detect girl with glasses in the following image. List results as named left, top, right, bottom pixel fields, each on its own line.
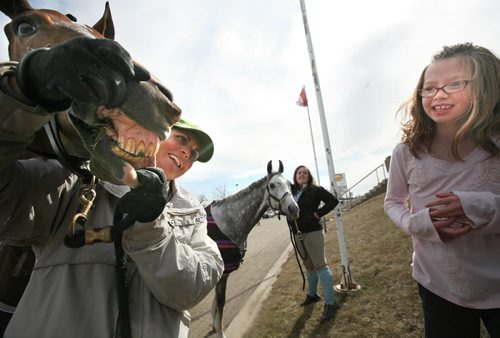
left=384, top=43, right=500, bottom=338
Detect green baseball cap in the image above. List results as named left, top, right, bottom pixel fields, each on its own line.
left=173, top=118, right=214, bottom=163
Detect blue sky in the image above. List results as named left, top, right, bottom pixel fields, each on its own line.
left=1, top=0, right=498, bottom=201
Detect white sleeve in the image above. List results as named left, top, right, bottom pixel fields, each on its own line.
left=383, top=145, right=442, bottom=242
left=454, top=190, right=500, bottom=234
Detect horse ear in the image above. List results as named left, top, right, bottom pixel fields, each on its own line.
left=278, top=160, right=284, bottom=173
left=93, top=1, right=115, bottom=40
left=0, top=0, right=33, bottom=19
left=267, top=160, right=272, bottom=175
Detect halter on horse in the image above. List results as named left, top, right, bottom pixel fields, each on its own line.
left=205, top=160, right=299, bottom=338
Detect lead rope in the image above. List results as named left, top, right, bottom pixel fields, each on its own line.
left=64, top=176, right=136, bottom=338
left=112, top=210, right=136, bottom=338
left=288, top=219, right=308, bottom=291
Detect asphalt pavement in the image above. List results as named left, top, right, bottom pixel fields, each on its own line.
left=188, top=216, right=293, bottom=338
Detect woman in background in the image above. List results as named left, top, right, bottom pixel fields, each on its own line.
left=287, top=165, right=339, bottom=323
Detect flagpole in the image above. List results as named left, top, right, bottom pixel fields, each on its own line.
left=305, top=100, right=330, bottom=232
left=304, top=93, right=321, bottom=184
left=299, top=0, right=360, bottom=291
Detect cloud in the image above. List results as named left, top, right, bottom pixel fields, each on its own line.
left=1, top=0, right=498, bottom=200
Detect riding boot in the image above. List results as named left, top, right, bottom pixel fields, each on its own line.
left=317, top=267, right=335, bottom=305
left=300, top=271, right=321, bottom=306
left=320, top=303, right=339, bottom=323
left=300, top=293, right=321, bottom=306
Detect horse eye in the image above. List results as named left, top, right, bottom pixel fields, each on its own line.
left=16, top=21, right=36, bottom=36
left=269, top=183, right=276, bottom=189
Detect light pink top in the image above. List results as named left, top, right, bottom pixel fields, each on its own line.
left=384, top=139, right=500, bottom=309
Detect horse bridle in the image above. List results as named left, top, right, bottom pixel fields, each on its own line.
left=266, top=172, right=291, bottom=220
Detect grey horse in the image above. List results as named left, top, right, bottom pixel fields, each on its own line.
left=205, top=160, right=300, bottom=337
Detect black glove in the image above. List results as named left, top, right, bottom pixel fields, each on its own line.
left=16, top=37, right=150, bottom=112
left=116, top=168, right=170, bottom=223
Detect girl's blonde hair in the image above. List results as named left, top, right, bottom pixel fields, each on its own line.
left=398, top=42, right=500, bottom=160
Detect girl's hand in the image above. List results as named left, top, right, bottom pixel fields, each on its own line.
left=425, top=192, right=466, bottom=219
left=431, top=217, right=473, bottom=242
left=426, top=192, right=473, bottom=241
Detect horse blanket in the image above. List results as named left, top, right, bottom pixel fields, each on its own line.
left=205, top=204, right=244, bottom=274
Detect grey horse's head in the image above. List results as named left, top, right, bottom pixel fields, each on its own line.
left=267, top=160, right=300, bottom=220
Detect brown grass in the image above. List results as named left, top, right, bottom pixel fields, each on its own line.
left=244, top=193, right=423, bottom=338
left=243, top=193, right=492, bottom=337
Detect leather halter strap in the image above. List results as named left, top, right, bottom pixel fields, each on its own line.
left=266, top=172, right=291, bottom=219
left=43, top=115, right=93, bottom=182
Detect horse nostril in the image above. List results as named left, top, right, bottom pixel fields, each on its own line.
left=289, top=205, right=298, bottom=215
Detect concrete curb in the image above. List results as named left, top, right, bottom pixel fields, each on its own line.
left=224, top=243, right=293, bottom=337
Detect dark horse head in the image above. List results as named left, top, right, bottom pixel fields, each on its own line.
left=0, top=0, right=182, bottom=187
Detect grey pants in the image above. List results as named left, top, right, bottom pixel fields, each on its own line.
left=294, top=229, right=327, bottom=272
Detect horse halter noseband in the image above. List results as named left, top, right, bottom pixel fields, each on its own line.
left=266, top=172, right=291, bottom=220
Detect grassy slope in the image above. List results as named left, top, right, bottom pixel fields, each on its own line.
left=244, top=193, right=424, bottom=338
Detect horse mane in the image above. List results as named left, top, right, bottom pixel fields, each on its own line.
left=211, top=175, right=267, bottom=206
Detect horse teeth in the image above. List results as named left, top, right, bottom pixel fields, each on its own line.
left=125, top=138, right=136, bottom=154
left=146, top=143, right=155, bottom=157
left=136, top=141, right=146, bottom=156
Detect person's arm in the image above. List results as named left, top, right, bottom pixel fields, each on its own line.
left=122, top=202, right=224, bottom=310
left=0, top=63, right=52, bottom=169
left=452, top=191, right=500, bottom=234
left=315, top=187, right=338, bottom=218
left=0, top=64, right=71, bottom=243
left=383, top=144, right=442, bottom=242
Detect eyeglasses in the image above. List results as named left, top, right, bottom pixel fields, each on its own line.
left=418, top=80, right=470, bottom=98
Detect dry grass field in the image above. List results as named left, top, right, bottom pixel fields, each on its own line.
left=244, top=193, right=424, bottom=338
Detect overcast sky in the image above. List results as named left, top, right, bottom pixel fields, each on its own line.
left=1, top=0, right=498, bottom=200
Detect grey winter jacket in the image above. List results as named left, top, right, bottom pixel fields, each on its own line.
left=0, top=63, right=224, bottom=338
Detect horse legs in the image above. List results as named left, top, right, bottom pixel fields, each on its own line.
left=211, top=273, right=229, bottom=338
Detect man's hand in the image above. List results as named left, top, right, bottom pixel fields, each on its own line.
left=16, top=37, right=149, bottom=111
left=116, top=168, right=169, bottom=223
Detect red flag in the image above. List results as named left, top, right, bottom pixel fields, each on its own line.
left=296, top=86, right=308, bottom=107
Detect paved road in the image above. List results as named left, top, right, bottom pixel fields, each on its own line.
left=188, top=216, right=292, bottom=338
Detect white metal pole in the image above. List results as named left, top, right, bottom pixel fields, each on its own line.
left=305, top=100, right=329, bottom=232
left=299, top=0, right=360, bottom=291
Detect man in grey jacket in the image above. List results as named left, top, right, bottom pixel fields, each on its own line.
left=0, top=37, right=223, bottom=337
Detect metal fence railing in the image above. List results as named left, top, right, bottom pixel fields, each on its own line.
left=338, top=161, right=388, bottom=204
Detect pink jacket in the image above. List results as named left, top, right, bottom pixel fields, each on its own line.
left=384, top=140, right=500, bottom=309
